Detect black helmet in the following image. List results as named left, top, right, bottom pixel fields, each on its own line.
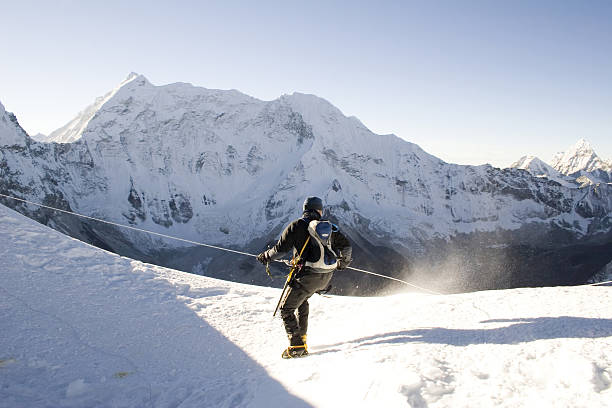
left=303, top=196, right=323, bottom=212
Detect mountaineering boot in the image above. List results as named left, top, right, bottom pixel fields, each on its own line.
left=301, top=334, right=308, bottom=352
left=282, top=333, right=308, bottom=359
left=282, top=345, right=308, bottom=359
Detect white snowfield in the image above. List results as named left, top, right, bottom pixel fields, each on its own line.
left=1, top=204, right=611, bottom=408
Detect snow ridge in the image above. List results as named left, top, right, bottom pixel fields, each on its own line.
left=0, top=101, right=29, bottom=147
left=509, top=155, right=572, bottom=186
left=47, top=73, right=143, bottom=143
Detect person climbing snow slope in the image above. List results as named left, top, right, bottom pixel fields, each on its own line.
left=257, top=196, right=352, bottom=358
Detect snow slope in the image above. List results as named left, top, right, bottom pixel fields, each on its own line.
left=1, top=204, right=611, bottom=407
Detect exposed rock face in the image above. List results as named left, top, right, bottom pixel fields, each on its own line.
left=1, top=76, right=611, bottom=294
left=588, top=260, right=612, bottom=284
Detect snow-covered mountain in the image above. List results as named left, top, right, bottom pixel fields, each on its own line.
left=1, top=74, right=612, bottom=292
left=510, top=139, right=612, bottom=187
left=550, top=139, right=612, bottom=185
left=551, top=138, right=611, bottom=174
left=2, top=201, right=611, bottom=407
left=509, top=155, right=572, bottom=186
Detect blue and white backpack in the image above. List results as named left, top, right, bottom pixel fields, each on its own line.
left=303, top=220, right=339, bottom=271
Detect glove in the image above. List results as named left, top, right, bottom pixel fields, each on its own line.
left=256, top=252, right=271, bottom=265
left=337, top=257, right=351, bottom=270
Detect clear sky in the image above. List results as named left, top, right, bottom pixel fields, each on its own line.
left=1, top=0, right=611, bottom=167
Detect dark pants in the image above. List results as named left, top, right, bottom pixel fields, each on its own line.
left=280, top=271, right=333, bottom=346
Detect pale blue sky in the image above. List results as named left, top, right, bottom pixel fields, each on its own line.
left=1, top=0, right=611, bottom=167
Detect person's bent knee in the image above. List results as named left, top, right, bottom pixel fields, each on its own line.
left=280, top=307, right=295, bottom=318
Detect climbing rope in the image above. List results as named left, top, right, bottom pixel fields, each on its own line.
left=0, top=192, right=442, bottom=294
left=585, top=280, right=612, bottom=287
left=0, top=193, right=256, bottom=258
left=345, top=265, right=442, bottom=295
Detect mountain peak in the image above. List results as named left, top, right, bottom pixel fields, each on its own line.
left=511, top=155, right=542, bottom=169
left=46, top=73, right=153, bottom=143
left=0, top=101, right=29, bottom=146
left=281, top=92, right=336, bottom=110
left=118, top=72, right=151, bottom=90
left=125, top=72, right=140, bottom=82
left=279, top=92, right=346, bottom=127
left=550, top=139, right=606, bottom=175
left=509, top=155, right=568, bottom=184
left=569, top=138, right=594, bottom=155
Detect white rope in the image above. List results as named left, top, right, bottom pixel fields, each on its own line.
left=0, top=192, right=443, bottom=294
left=0, top=193, right=256, bottom=258
left=585, top=280, right=612, bottom=286
left=346, top=266, right=443, bottom=295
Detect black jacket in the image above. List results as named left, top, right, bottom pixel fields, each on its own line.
left=265, top=210, right=352, bottom=271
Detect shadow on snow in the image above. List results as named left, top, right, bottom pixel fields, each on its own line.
left=316, top=316, right=612, bottom=352
left=0, top=206, right=312, bottom=408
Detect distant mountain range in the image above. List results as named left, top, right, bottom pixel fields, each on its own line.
left=1, top=74, right=611, bottom=293
left=510, top=139, right=612, bottom=187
